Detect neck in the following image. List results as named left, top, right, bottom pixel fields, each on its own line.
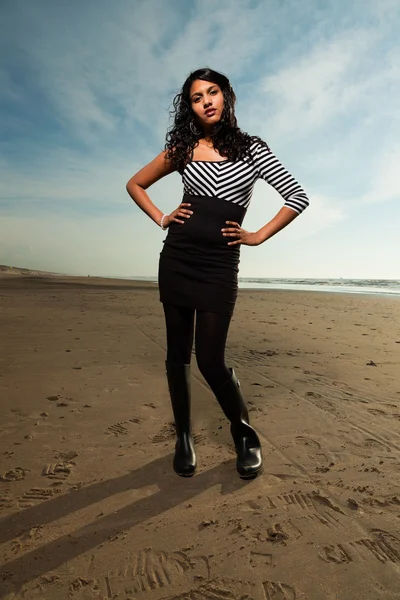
left=203, top=127, right=213, bottom=141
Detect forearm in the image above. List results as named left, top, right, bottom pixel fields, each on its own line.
left=256, top=206, right=299, bottom=243
left=126, top=180, right=164, bottom=227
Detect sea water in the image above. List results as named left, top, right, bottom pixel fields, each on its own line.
left=126, top=276, right=400, bottom=297
left=237, top=278, right=400, bottom=297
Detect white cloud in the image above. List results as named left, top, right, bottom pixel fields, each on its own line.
left=6, top=0, right=278, bottom=145
left=357, top=145, right=400, bottom=205
left=0, top=149, right=140, bottom=206
left=257, top=29, right=376, bottom=137
left=247, top=185, right=346, bottom=242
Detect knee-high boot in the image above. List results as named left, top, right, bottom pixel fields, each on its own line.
left=212, top=368, right=263, bottom=479
left=165, top=361, right=196, bottom=477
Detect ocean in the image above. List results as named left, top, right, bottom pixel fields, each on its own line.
left=129, top=277, right=400, bottom=297
left=238, top=278, right=400, bottom=296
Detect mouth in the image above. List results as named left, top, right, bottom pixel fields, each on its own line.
left=204, top=109, right=217, bottom=117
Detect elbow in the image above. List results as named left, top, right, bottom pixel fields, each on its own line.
left=284, top=193, right=309, bottom=214
left=126, top=178, right=137, bottom=197
left=126, top=178, right=145, bottom=195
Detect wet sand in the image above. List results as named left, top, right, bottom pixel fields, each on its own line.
left=0, top=272, right=400, bottom=599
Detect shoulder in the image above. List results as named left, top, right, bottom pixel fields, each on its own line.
left=128, top=150, right=176, bottom=190
left=246, top=137, right=271, bottom=168
left=249, top=136, right=271, bottom=156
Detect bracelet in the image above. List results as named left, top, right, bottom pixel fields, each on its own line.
left=160, top=214, right=168, bottom=230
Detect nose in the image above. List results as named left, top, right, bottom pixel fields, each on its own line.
left=203, top=96, right=212, bottom=109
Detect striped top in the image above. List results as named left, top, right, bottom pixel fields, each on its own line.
left=183, top=140, right=309, bottom=214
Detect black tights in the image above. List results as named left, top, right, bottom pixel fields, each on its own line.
left=163, top=303, right=232, bottom=390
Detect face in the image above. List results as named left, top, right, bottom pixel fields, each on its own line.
left=189, top=79, right=224, bottom=130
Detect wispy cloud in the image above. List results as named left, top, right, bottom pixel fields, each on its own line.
left=357, top=145, right=400, bottom=206
left=261, top=30, right=377, bottom=135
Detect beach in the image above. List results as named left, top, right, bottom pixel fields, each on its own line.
left=1, top=271, right=400, bottom=599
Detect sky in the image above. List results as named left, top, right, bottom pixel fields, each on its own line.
left=1, top=0, right=399, bottom=279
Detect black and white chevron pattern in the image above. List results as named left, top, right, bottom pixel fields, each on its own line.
left=182, top=141, right=309, bottom=214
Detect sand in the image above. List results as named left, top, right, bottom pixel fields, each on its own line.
left=0, top=271, right=400, bottom=599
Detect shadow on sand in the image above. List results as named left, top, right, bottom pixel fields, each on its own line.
left=0, top=453, right=248, bottom=596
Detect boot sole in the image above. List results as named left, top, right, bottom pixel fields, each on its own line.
left=175, top=469, right=196, bottom=477
left=238, top=465, right=263, bottom=479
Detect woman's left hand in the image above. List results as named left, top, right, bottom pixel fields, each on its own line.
left=221, top=221, right=262, bottom=246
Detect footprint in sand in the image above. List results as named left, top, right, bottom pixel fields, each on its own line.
left=18, top=487, right=59, bottom=508
left=346, top=530, right=400, bottom=564
left=295, top=436, right=321, bottom=451
left=161, top=578, right=255, bottom=600
left=274, top=491, right=345, bottom=530
left=53, top=450, right=78, bottom=461
left=0, top=493, right=15, bottom=512
left=106, top=422, right=129, bottom=436
left=100, top=549, right=210, bottom=598
left=151, top=423, right=205, bottom=445
left=0, top=467, right=28, bottom=482
left=266, top=521, right=302, bottom=544
left=304, top=393, right=338, bottom=415
left=318, top=544, right=353, bottom=564
left=363, top=438, right=391, bottom=452
left=295, top=436, right=329, bottom=465
left=106, top=418, right=142, bottom=437
left=363, top=495, right=400, bottom=509
left=41, top=461, right=74, bottom=480
left=263, top=580, right=297, bottom=600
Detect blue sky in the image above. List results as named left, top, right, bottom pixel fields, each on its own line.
left=1, top=0, right=399, bottom=278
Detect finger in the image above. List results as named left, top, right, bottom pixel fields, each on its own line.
left=225, top=221, right=239, bottom=227
left=227, top=239, right=241, bottom=246
left=223, top=229, right=241, bottom=236
left=173, top=217, right=185, bottom=224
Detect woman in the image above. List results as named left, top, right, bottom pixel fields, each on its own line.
left=126, top=68, right=309, bottom=480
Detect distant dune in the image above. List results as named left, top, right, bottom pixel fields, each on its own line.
left=0, top=264, right=64, bottom=276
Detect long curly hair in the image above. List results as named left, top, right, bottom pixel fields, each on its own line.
left=164, top=68, right=268, bottom=174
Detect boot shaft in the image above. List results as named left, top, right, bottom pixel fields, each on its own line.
left=211, top=368, right=249, bottom=425
left=165, top=361, right=191, bottom=435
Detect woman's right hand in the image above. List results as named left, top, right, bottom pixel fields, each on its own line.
left=165, top=202, right=193, bottom=226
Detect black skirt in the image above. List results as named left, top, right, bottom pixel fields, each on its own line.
left=158, top=193, right=247, bottom=315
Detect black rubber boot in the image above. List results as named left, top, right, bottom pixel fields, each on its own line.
left=213, top=368, right=263, bottom=479
left=165, top=361, right=196, bottom=477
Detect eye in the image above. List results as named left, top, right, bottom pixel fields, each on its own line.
left=210, top=89, right=218, bottom=95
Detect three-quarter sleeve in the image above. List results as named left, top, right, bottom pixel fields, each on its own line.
left=254, top=143, right=310, bottom=214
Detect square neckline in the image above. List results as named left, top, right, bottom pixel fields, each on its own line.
left=190, top=159, right=230, bottom=163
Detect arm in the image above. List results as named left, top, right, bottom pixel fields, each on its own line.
left=254, top=147, right=309, bottom=243
left=126, top=151, right=176, bottom=228
left=223, top=144, right=310, bottom=246
left=255, top=205, right=298, bottom=243
left=256, top=144, right=309, bottom=215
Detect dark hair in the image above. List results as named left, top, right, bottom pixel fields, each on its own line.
left=164, top=67, right=268, bottom=174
